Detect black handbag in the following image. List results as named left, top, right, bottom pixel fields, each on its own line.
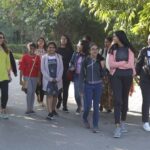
left=115, top=47, right=129, bottom=62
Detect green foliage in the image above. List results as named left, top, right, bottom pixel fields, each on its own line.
left=81, top=0, right=150, bottom=36
left=8, top=44, right=26, bottom=53
left=13, top=53, right=23, bottom=59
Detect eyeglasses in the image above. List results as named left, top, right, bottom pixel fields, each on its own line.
left=49, top=47, right=56, bottom=49
left=0, top=36, right=4, bottom=39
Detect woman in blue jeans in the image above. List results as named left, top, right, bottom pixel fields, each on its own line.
left=80, top=43, right=104, bottom=133
left=69, top=40, right=89, bottom=115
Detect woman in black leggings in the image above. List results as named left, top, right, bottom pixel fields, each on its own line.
left=0, top=32, right=11, bottom=119
left=56, top=35, right=74, bottom=112
left=107, top=30, right=136, bottom=138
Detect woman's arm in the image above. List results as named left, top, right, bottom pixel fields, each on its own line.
left=41, top=55, right=53, bottom=82
left=108, top=52, right=127, bottom=69
left=135, top=48, right=145, bottom=75
left=56, top=55, right=64, bottom=82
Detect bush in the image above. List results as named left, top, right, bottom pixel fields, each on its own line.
left=8, top=44, right=27, bottom=54
left=13, top=53, right=23, bottom=59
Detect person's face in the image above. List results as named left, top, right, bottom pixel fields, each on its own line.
left=60, top=36, right=67, bottom=46
left=47, top=44, right=56, bottom=54
left=113, top=34, right=120, bottom=44
left=104, top=39, right=111, bottom=49
left=90, top=45, right=98, bottom=58
left=148, top=36, right=150, bottom=46
left=0, top=34, right=4, bottom=46
left=77, top=41, right=83, bottom=52
left=37, top=39, right=45, bottom=48
left=29, top=46, right=36, bottom=55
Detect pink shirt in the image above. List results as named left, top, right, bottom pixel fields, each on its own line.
left=108, top=49, right=136, bottom=76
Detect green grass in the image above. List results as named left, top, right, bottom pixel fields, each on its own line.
left=13, top=53, right=23, bottom=60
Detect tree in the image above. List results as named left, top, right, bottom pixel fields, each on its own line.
left=81, top=0, right=150, bottom=34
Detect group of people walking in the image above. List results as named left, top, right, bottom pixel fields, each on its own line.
left=0, top=31, right=150, bottom=138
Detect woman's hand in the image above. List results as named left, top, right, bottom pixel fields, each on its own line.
left=52, top=78, right=57, bottom=82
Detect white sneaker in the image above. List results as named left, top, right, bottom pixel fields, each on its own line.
left=121, top=122, right=128, bottom=133
left=143, top=122, right=150, bottom=132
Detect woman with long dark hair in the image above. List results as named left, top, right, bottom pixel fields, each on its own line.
left=69, top=40, right=89, bottom=114
left=108, top=30, right=136, bottom=138
left=35, top=37, right=47, bottom=106
left=136, top=34, right=150, bottom=132
left=100, top=36, right=113, bottom=112
left=0, top=32, right=11, bottom=119
left=56, top=34, right=74, bottom=112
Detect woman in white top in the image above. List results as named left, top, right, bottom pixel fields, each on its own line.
left=41, top=41, right=63, bottom=120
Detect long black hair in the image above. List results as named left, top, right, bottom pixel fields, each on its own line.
left=0, top=32, right=9, bottom=54
left=37, top=37, right=47, bottom=51
left=61, top=34, right=73, bottom=50
left=79, top=40, right=89, bottom=56
left=109, top=30, right=135, bottom=54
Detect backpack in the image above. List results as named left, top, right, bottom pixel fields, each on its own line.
left=143, top=48, right=150, bottom=75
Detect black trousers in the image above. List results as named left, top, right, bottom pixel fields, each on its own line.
left=35, top=74, right=45, bottom=103
left=111, top=75, right=133, bottom=124
left=58, top=76, right=70, bottom=108
left=140, top=77, right=150, bottom=122
left=36, top=84, right=45, bottom=103
left=0, top=80, right=9, bottom=109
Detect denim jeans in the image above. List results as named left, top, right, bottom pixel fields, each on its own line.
left=83, top=82, right=102, bottom=128
left=73, top=74, right=83, bottom=108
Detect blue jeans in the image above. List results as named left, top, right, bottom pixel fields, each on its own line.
left=83, top=83, right=102, bottom=128
left=74, top=74, right=83, bottom=108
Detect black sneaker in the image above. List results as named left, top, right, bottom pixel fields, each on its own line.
left=62, top=107, right=69, bottom=113
left=107, top=109, right=112, bottom=113
left=52, top=110, right=59, bottom=116
left=99, top=105, right=103, bottom=112
left=75, top=108, right=81, bottom=115
left=46, top=113, right=54, bottom=120
left=56, top=101, right=61, bottom=109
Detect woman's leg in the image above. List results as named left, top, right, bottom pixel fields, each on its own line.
left=52, top=96, right=57, bottom=112
left=121, top=76, right=132, bottom=122
left=140, top=79, right=150, bottom=123
left=74, top=75, right=81, bottom=110
left=83, top=83, right=93, bottom=124
left=93, top=83, right=103, bottom=129
left=111, top=76, right=123, bottom=124
left=0, top=81, right=9, bottom=110
left=47, top=96, right=53, bottom=113
left=30, top=78, right=38, bottom=111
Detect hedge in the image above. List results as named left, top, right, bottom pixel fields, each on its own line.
left=8, top=44, right=27, bottom=54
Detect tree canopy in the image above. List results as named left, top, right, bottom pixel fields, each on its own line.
left=0, top=0, right=149, bottom=49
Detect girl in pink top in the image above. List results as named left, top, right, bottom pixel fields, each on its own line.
left=107, top=30, right=136, bottom=138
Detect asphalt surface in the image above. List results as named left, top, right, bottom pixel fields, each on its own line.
left=0, top=62, right=150, bottom=150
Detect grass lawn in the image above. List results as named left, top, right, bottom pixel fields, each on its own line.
left=13, top=53, right=23, bottom=60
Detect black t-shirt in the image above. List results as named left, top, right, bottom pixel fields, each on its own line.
left=114, top=47, right=132, bottom=76
left=57, top=47, right=74, bottom=75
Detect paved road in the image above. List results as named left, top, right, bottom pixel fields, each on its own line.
left=0, top=63, right=150, bottom=150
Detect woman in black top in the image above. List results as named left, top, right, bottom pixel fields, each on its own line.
left=136, top=34, right=150, bottom=132
left=56, top=35, right=74, bottom=112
